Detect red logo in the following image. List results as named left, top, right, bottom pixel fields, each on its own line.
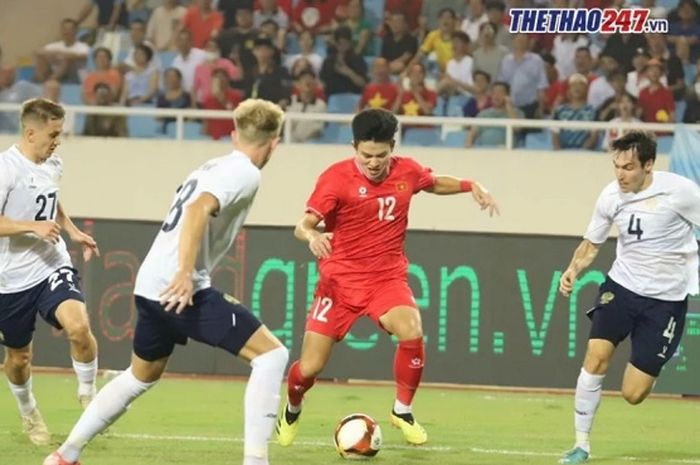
left=396, top=182, right=407, bottom=192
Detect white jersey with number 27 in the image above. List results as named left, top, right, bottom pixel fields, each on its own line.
left=134, top=151, right=260, bottom=301
left=0, top=145, right=72, bottom=293
left=584, top=171, right=700, bottom=301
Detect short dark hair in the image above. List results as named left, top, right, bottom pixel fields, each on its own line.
left=541, top=53, right=556, bottom=66
left=62, top=18, right=78, bottom=27
left=165, top=67, right=183, bottom=80
left=130, top=18, right=146, bottom=27
left=296, top=69, right=316, bottom=80
left=352, top=109, right=398, bottom=144
left=473, top=69, right=491, bottom=82
left=438, top=7, right=456, bottom=19
left=453, top=31, right=470, bottom=44
left=93, top=46, right=113, bottom=61
left=486, top=0, right=505, bottom=12
left=334, top=25, right=353, bottom=42
left=492, top=81, right=510, bottom=93
left=135, top=44, right=154, bottom=62
left=575, top=46, right=591, bottom=55
left=21, top=98, right=65, bottom=127
left=610, top=131, right=656, bottom=165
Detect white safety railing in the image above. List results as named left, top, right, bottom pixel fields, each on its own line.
left=1, top=102, right=697, bottom=150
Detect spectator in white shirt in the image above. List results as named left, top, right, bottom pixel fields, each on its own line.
left=461, top=0, right=488, bottom=43
left=171, top=29, right=208, bottom=92
left=285, top=30, right=323, bottom=76
left=34, top=18, right=90, bottom=83
left=121, top=19, right=162, bottom=73
left=587, top=52, right=620, bottom=109
left=437, top=31, right=476, bottom=96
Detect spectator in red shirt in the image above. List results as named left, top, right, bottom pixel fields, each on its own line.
left=360, top=58, right=398, bottom=110
left=393, top=62, right=436, bottom=116
left=638, top=58, right=675, bottom=125
left=181, top=0, right=224, bottom=49
left=202, top=68, right=243, bottom=139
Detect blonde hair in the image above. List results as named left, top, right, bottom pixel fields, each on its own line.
left=233, top=99, right=284, bottom=145
left=21, top=98, right=65, bottom=128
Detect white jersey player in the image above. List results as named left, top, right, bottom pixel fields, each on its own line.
left=0, top=99, right=100, bottom=446
left=46, top=99, right=289, bottom=465
left=558, top=131, right=700, bottom=465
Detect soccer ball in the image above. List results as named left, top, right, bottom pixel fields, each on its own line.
left=333, top=413, right=382, bottom=459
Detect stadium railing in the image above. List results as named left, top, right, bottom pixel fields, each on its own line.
left=0, top=102, right=695, bottom=151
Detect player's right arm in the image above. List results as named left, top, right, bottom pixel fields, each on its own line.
left=295, top=212, right=333, bottom=259
left=160, top=192, right=220, bottom=313
left=296, top=168, right=339, bottom=259
left=559, top=239, right=601, bottom=297
left=560, top=187, right=613, bottom=296
left=0, top=162, right=61, bottom=243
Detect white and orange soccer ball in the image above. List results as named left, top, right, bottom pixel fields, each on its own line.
left=333, top=413, right=382, bottom=459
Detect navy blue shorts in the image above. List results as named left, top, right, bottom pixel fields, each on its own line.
left=588, top=277, right=687, bottom=377
left=0, top=267, right=85, bottom=349
left=133, top=288, right=263, bottom=361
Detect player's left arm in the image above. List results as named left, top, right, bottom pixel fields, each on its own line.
left=160, top=192, right=220, bottom=313
left=425, top=176, right=500, bottom=217
left=670, top=179, right=700, bottom=227
left=56, top=202, right=100, bottom=261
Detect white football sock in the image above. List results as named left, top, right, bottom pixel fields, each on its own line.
left=244, top=346, right=289, bottom=461
left=58, top=366, right=156, bottom=462
left=393, top=399, right=411, bottom=415
left=72, top=357, right=98, bottom=397
left=8, top=378, right=37, bottom=416
left=574, top=368, right=605, bottom=453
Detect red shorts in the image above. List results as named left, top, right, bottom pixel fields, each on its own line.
left=305, top=278, right=416, bottom=341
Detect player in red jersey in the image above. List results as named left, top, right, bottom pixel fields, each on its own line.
left=275, top=108, right=499, bottom=446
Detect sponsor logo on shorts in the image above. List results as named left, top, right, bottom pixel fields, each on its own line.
left=599, top=292, right=615, bottom=305
left=410, top=357, right=423, bottom=368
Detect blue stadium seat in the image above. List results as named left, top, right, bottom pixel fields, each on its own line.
left=446, top=94, right=470, bottom=117
left=364, top=0, right=385, bottom=29
left=684, top=63, right=696, bottom=86
left=327, top=93, right=361, bottom=113
left=524, top=129, right=553, bottom=150
left=337, top=124, right=353, bottom=144
left=286, top=34, right=301, bottom=55
left=127, top=115, right=159, bottom=138
left=16, top=66, right=35, bottom=82
left=158, top=51, right=178, bottom=69
left=402, top=127, right=441, bottom=146
left=676, top=100, right=686, bottom=122
left=61, top=84, right=82, bottom=105
left=444, top=131, right=466, bottom=148
left=657, top=134, right=674, bottom=153
left=319, top=123, right=341, bottom=143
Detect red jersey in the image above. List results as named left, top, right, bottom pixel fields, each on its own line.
left=398, top=88, right=437, bottom=116
left=639, top=85, right=675, bottom=123
left=360, top=82, right=398, bottom=110
left=306, top=156, right=435, bottom=282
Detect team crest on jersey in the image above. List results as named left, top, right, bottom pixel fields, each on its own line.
left=358, top=186, right=368, bottom=197
left=396, top=181, right=407, bottom=192
left=599, top=292, right=615, bottom=305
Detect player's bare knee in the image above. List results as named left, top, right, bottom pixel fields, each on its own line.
left=63, top=319, right=92, bottom=345
left=622, top=389, right=647, bottom=405
left=6, top=348, right=32, bottom=370
left=583, top=350, right=610, bottom=375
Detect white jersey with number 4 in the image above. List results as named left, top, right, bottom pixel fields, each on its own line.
left=134, top=150, right=260, bottom=301
left=584, top=171, right=700, bottom=301
left=0, top=145, right=72, bottom=293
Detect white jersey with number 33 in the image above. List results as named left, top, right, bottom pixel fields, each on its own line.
left=134, top=151, right=260, bottom=301
left=0, top=145, right=72, bottom=293
left=584, top=171, right=700, bottom=301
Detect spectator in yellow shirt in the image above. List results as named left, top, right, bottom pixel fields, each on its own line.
left=409, top=8, right=456, bottom=73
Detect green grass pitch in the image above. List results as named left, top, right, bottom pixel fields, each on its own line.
left=1, top=373, right=698, bottom=465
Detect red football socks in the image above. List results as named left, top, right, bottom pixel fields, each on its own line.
left=394, top=337, right=425, bottom=405
left=287, top=360, right=316, bottom=408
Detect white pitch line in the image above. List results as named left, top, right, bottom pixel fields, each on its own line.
left=111, top=433, right=700, bottom=463
left=109, top=433, right=453, bottom=452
